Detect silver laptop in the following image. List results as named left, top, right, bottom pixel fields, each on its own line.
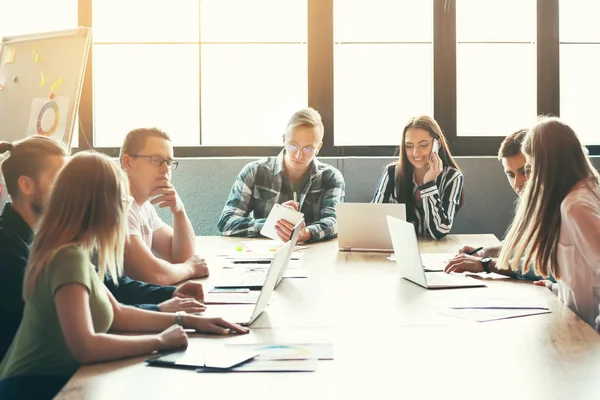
left=337, top=203, right=407, bottom=252
left=386, top=216, right=485, bottom=289
left=213, top=219, right=303, bottom=290
left=201, top=241, right=292, bottom=326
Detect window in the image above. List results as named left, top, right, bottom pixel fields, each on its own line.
left=73, top=0, right=600, bottom=155
left=559, top=0, right=600, bottom=145
left=92, top=0, right=307, bottom=147
left=456, top=0, right=537, bottom=137
left=333, top=0, right=433, bottom=146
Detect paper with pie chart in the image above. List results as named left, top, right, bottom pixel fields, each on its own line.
left=225, top=343, right=333, bottom=360
left=27, top=96, right=70, bottom=141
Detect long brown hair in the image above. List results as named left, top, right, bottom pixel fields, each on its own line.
left=497, top=117, right=600, bottom=279
left=23, top=151, right=129, bottom=299
left=394, top=115, right=464, bottom=220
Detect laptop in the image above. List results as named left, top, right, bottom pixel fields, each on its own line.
left=201, top=241, right=292, bottom=326
left=213, top=219, right=304, bottom=290
left=386, top=216, right=485, bottom=289
left=337, top=203, right=407, bottom=252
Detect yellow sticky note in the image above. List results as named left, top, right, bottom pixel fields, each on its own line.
left=34, top=53, right=40, bottom=63
left=3, top=47, right=16, bottom=64
left=39, top=72, right=46, bottom=87
left=50, top=77, right=63, bottom=91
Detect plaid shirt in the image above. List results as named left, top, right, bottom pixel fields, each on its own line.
left=372, top=164, right=463, bottom=239
left=218, top=150, right=345, bottom=242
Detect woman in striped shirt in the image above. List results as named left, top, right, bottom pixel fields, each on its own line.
left=372, top=115, right=464, bottom=239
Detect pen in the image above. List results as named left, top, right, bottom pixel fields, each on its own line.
left=466, top=246, right=484, bottom=256
left=232, top=260, right=271, bottom=264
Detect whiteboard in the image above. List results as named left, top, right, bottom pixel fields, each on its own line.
left=0, top=27, right=90, bottom=208
left=0, top=27, right=91, bottom=148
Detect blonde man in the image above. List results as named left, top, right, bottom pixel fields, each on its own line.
left=218, top=107, right=345, bottom=243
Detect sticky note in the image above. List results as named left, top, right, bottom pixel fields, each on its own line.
left=0, top=83, right=4, bottom=91
left=50, top=77, right=63, bottom=91
left=39, top=72, right=45, bottom=87
left=34, top=54, right=40, bottom=63
left=236, top=246, right=243, bottom=252
left=4, top=47, right=16, bottom=64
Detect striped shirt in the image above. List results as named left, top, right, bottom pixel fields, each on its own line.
left=217, top=150, right=345, bottom=242
left=372, top=164, right=463, bottom=239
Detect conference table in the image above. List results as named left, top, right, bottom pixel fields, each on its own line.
left=56, top=235, right=600, bottom=400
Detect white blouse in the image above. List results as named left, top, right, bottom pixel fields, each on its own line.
left=556, top=181, right=600, bottom=329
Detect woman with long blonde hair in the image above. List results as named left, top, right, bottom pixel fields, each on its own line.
left=372, top=115, right=464, bottom=239
left=0, top=152, right=247, bottom=398
left=497, top=117, right=600, bottom=329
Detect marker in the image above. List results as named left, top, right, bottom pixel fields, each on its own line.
left=293, top=192, right=297, bottom=203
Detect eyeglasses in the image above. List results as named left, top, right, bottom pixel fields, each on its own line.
left=285, top=142, right=317, bottom=156
left=129, top=155, right=179, bottom=170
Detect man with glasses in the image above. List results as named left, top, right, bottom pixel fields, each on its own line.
left=120, top=128, right=209, bottom=285
left=218, top=107, right=345, bottom=243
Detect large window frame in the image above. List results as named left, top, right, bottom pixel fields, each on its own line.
left=76, top=0, right=599, bottom=157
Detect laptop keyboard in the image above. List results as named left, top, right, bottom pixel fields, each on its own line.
left=220, top=270, right=267, bottom=287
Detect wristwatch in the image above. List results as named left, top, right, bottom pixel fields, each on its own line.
left=175, top=311, right=186, bottom=326
left=480, top=257, right=492, bottom=274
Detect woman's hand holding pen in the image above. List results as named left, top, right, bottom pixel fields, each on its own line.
left=457, top=245, right=484, bottom=257
left=444, top=246, right=486, bottom=274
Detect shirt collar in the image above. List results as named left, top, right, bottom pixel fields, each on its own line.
left=274, top=149, right=319, bottom=178
left=0, top=202, right=34, bottom=246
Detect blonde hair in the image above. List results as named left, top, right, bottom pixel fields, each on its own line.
left=23, top=151, right=128, bottom=299
left=497, top=117, right=600, bottom=279
left=285, top=107, right=324, bottom=139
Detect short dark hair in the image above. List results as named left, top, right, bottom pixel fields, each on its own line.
left=498, top=129, right=527, bottom=160
left=119, top=128, right=171, bottom=163
left=0, top=136, right=68, bottom=198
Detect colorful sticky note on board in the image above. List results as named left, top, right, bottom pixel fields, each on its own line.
left=50, top=77, right=63, bottom=91
left=34, top=53, right=40, bottom=63
left=39, top=72, right=46, bottom=87
left=4, top=47, right=16, bottom=64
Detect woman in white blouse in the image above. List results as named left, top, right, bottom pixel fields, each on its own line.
left=497, top=117, right=600, bottom=330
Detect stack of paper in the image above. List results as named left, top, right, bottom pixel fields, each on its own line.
left=195, top=343, right=333, bottom=373
left=436, top=295, right=551, bottom=322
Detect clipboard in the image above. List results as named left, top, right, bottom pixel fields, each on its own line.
left=260, top=203, right=304, bottom=240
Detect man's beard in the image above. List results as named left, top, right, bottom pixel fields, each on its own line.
left=31, top=192, right=44, bottom=217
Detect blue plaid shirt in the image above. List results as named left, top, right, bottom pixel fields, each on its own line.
left=217, top=150, right=345, bottom=242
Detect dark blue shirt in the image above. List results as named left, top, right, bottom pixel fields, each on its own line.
left=0, top=203, right=175, bottom=361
